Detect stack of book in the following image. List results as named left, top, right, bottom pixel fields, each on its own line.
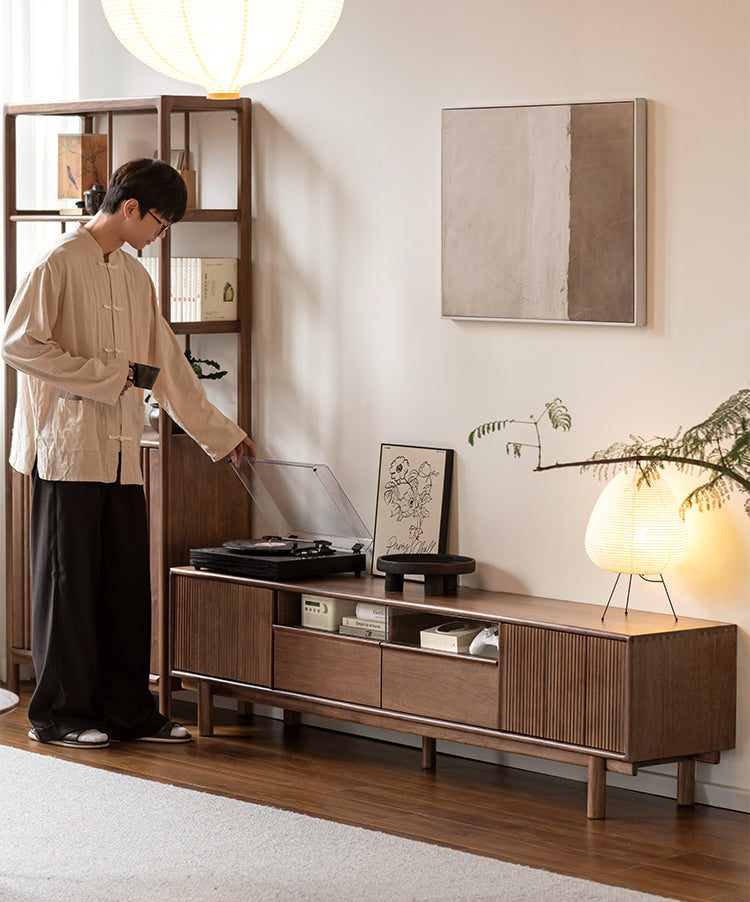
left=338, top=602, right=387, bottom=640
left=140, top=257, right=237, bottom=323
left=339, top=615, right=387, bottom=640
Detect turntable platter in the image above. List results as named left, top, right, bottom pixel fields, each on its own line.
left=222, top=538, right=316, bottom=555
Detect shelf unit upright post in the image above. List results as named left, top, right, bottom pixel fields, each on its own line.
left=3, top=96, right=253, bottom=711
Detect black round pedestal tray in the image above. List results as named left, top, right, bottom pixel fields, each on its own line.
left=376, top=554, right=476, bottom=596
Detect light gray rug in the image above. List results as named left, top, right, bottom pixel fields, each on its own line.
left=0, top=745, right=675, bottom=902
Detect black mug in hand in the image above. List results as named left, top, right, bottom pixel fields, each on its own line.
left=131, top=363, right=160, bottom=389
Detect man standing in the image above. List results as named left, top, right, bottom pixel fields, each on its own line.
left=2, top=158, right=255, bottom=749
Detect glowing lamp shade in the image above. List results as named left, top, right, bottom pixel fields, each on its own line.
left=584, top=469, right=688, bottom=575
left=100, top=0, right=345, bottom=98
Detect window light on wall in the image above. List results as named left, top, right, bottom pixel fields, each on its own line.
left=100, top=0, right=345, bottom=99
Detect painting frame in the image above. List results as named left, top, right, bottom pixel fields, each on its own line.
left=57, top=133, right=108, bottom=200
left=371, top=444, right=454, bottom=579
left=441, top=98, right=647, bottom=326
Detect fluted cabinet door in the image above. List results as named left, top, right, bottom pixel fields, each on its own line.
left=172, top=574, right=273, bottom=686
left=501, top=623, right=626, bottom=753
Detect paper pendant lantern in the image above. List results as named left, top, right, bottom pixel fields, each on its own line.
left=100, top=0, right=345, bottom=98
left=584, top=469, right=688, bottom=575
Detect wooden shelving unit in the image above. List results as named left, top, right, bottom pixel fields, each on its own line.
left=3, top=96, right=253, bottom=708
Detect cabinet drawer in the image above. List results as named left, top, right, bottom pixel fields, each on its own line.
left=171, top=574, right=273, bottom=686
left=381, top=645, right=499, bottom=729
left=273, top=626, right=382, bottom=707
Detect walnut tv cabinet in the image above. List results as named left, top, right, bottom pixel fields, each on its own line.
left=168, top=567, right=737, bottom=819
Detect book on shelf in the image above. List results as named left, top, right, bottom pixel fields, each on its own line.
left=138, top=256, right=237, bottom=323
left=340, top=616, right=388, bottom=631
left=200, top=257, right=237, bottom=321
left=339, top=624, right=387, bottom=640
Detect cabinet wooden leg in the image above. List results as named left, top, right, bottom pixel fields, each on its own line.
left=197, top=682, right=214, bottom=736
left=5, top=661, right=21, bottom=695
left=587, top=757, right=607, bottom=819
left=422, top=736, right=436, bottom=770
left=237, top=700, right=254, bottom=724
left=158, top=674, right=172, bottom=720
left=677, top=759, right=696, bottom=806
left=283, top=709, right=301, bottom=728
left=7, top=662, right=20, bottom=694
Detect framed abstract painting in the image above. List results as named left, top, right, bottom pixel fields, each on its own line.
left=442, top=98, right=646, bottom=325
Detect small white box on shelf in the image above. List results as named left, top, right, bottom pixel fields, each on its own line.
left=420, top=620, right=485, bottom=654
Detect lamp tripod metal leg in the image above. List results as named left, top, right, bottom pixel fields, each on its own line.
left=601, top=572, right=679, bottom=622
left=646, top=574, right=679, bottom=622
left=601, top=572, right=627, bottom=621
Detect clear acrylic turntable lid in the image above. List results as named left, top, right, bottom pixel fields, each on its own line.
left=230, top=459, right=372, bottom=551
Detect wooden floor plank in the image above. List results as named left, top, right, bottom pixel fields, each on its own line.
left=1, top=686, right=747, bottom=901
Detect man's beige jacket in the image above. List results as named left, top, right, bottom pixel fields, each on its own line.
left=2, top=227, right=245, bottom=484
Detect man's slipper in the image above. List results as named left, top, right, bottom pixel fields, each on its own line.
left=28, top=727, right=110, bottom=749
left=133, top=721, right=192, bottom=743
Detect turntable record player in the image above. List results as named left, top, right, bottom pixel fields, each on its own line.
left=189, top=459, right=372, bottom=580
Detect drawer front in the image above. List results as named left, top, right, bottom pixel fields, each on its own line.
left=501, top=624, right=625, bottom=752
left=273, top=626, right=382, bottom=707
left=172, top=574, right=273, bottom=686
left=381, top=646, right=499, bottom=729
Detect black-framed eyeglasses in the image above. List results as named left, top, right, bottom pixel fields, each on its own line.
left=147, top=210, right=171, bottom=236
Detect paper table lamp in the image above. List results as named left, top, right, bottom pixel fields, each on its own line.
left=100, top=0, right=345, bottom=99
left=584, top=468, right=688, bottom=620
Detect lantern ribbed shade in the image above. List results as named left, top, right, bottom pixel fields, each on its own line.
left=100, top=1, right=345, bottom=98
left=584, top=469, right=689, bottom=575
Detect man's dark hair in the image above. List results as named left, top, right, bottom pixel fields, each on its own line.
left=100, top=158, right=187, bottom=223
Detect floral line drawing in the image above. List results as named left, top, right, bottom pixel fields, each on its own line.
left=382, top=455, right=440, bottom=545
left=372, top=445, right=454, bottom=575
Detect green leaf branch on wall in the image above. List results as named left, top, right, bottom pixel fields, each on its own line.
left=468, top=389, right=750, bottom=518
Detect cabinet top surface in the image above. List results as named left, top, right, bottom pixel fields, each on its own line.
left=171, top=568, right=735, bottom=638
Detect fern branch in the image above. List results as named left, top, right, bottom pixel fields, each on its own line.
left=535, top=453, right=750, bottom=495
left=468, top=388, right=750, bottom=517
left=468, top=398, right=571, bottom=470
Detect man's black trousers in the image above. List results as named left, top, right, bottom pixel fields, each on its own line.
left=28, top=471, right=167, bottom=741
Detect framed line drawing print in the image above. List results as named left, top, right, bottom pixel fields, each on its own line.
left=371, top=445, right=454, bottom=578
left=442, top=98, right=646, bottom=325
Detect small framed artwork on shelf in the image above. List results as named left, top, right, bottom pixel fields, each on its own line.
left=371, top=444, right=454, bottom=578
left=57, top=134, right=108, bottom=200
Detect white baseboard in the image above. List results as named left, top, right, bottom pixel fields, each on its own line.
left=172, top=690, right=749, bottom=814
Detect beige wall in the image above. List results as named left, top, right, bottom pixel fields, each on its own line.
left=72, top=0, right=747, bottom=808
